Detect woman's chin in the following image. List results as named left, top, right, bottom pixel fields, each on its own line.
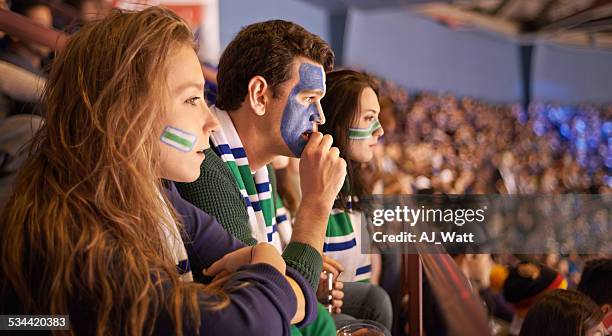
left=351, top=152, right=374, bottom=163
left=168, top=168, right=201, bottom=183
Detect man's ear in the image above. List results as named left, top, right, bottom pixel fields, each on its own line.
left=247, top=76, right=269, bottom=116
left=602, top=304, right=611, bottom=314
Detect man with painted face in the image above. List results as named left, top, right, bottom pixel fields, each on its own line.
left=175, top=20, right=346, bottom=335
left=280, top=62, right=326, bottom=157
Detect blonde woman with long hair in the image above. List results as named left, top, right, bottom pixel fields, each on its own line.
left=0, top=7, right=317, bottom=335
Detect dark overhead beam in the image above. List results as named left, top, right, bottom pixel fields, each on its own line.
left=568, top=16, right=612, bottom=31
left=538, top=0, right=612, bottom=32
left=534, top=0, right=560, bottom=23
left=490, top=0, right=512, bottom=16
left=521, top=0, right=561, bottom=32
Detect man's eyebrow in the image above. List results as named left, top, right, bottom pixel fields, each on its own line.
left=299, top=89, right=325, bottom=95
left=174, top=81, right=205, bottom=94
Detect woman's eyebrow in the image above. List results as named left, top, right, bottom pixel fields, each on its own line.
left=174, top=81, right=204, bottom=94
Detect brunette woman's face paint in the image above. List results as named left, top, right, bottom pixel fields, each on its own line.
left=347, top=87, right=383, bottom=163
left=280, top=63, right=325, bottom=157
left=348, top=119, right=382, bottom=140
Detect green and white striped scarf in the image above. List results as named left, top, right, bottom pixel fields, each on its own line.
left=209, top=106, right=288, bottom=251
left=324, top=196, right=372, bottom=282
left=326, top=119, right=381, bottom=281
left=159, top=190, right=193, bottom=282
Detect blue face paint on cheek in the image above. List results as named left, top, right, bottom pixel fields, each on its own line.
left=280, top=63, right=325, bottom=157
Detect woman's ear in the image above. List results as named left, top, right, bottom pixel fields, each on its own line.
left=247, top=76, right=269, bottom=116
left=602, top=304, right=611, bottom=314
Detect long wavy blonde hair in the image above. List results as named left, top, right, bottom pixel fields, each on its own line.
left=1, top=7, right=218, bottom=335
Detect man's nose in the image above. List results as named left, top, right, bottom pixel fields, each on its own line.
left=309, top=102, right=325, bottom=125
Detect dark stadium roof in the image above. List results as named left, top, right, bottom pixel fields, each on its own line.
left=455, top=0, right=612, bottom=34
left=300, top=0, right=612, bottom=49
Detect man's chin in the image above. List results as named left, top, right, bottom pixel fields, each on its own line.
left=282, top=140, right=305, bottom=158
left=294, top=139, right=309, bottom=158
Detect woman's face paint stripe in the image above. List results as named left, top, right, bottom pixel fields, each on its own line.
left=161, top=126, right=197, bottom=152
left=349, top=119, right=381, bottom=140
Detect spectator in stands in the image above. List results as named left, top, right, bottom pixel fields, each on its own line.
left=375, top=82, right=610, bottom=197
left=0, top=0, right=51, bottom=116
left=369, top=82, right=610, bottom=258
left=488, top=262, right=515, bottom=322
left=0, top=0, right=8, bottom=39
left=0, top=114, right=43, bottom=210
left=0, top=61, right=45, bottom=105
left=174, top=19, right=347, bottom=335
left=317, top=69, right=392, bottom=329
left=378, top=95, right=397, bottom=140
left=578, top=258, right=612, bottom=334
left=503, top=262, right=568, bottom=335
left=0, top=0, right=48, bottom=205
left=0, top=7, right=319, bottom=334
left=64, top=0, right=110, bottom=24
left=519, top=289, right=606, bottom=336
left=0, top=60, right=45, bottom=119
left=451, top=254, right=494, bottom=291
left=2, top=0, right=52, bottom=75
left=369, top=94, right=407, bottom=195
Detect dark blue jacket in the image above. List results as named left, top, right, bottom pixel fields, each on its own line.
left=0, top=182, right=317, bottom=335
left=161, top=182, right=317, bottom=335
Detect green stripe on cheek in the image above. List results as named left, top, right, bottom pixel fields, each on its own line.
left=348, top=120, right=381, bottom=140
left=160, top=126, right=197, bottom=151
left=164, top=132, right=193, bottom=148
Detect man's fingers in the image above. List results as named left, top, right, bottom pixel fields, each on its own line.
left=332, top=299, right=343, bottom=309
left=322, top=264, right=339, bottom=278
left=302, top=131, right=323, bottom=156
left=337, top=157, right=347, bottom=170
left=323, top=256, right=345, bottom=272
left=331, top=289, right=344, bottom=300
left=329, top=147, right=340, bottom=158
left=318, top=134, right=333, bottom=152
left=333, top=281, right=344, bottom=290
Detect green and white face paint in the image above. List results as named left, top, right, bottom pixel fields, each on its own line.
left=348, top=119, right=381, bottom=140
left=160, top=126, right=197, bottom=152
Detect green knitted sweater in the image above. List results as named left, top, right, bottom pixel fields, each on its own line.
left=175, top=148, right=322, bottom=290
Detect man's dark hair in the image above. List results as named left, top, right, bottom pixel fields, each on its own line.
left=578, top=258, right=612, bottom=306
left=215, top=20, right=334, bottom=111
